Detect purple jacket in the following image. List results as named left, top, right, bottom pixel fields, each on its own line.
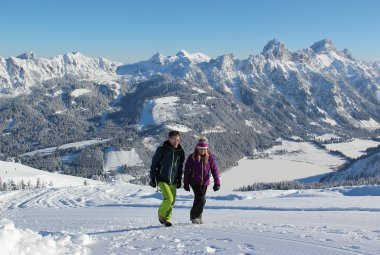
left=184, top=152, right=221, bottom=187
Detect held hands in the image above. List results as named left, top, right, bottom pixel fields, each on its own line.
left=213, top=184, right=220, bottom=192
left=149, top=178, right=156, bottom=188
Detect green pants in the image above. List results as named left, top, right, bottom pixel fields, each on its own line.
left=158, top=182, right=177, bottom=221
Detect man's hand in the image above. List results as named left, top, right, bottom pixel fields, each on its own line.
left=184, top=185, right=190, bottom=192
left=213, top=184, right=220, bottom=191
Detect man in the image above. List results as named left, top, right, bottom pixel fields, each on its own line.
left=150, top=130, right=185, bottom=227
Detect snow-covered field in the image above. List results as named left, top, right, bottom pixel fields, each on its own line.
left=1, top=182, right=379, bottom=255
left=324, top=139, right=380, bottom=159
left=221, top=140, right=347, bottom=191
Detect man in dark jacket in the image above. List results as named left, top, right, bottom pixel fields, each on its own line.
left=150, top=130, right=185, bottom=227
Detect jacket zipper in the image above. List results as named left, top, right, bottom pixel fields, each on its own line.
left=169, top=149, right=175, bottom=183
left=201, top=158, right=204, bottom=185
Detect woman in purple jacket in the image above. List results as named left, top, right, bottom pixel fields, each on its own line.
left=184, top=137, right=221, bottom=224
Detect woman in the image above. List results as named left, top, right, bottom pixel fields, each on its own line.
left=184, top=137, right=221, bottom=224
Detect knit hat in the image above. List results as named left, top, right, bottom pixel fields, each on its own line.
left=197, top=137, right=209, bottom=149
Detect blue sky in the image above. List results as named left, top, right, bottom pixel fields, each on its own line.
left=1, top=0, right=379, bottom=63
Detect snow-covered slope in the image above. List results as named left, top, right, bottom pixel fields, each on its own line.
left=0, top=160, right=101, bottom=187
left=0, top=182, right=379, bottom=254
left=104, top=147, right=143, bottom=173
left=322, top=149, right=380, bottom=184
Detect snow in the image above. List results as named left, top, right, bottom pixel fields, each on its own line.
left=140, top=96, right=180, bottom=127
left=20, top=147, right=57, bottom=157
left=324, top=139, right=380, bottom=159
left=59, top=139, right=110, bottom=150
left=152, top=96, right=179, bottom=125
left=315, top=134, right=341, bottom=142
left=165, top=124, right=191, bottom=132
left=0, top=161, right=101, bottom=187
left=104, top=147, right=143, bottom=173
left=202, top=126, right=226, bottom=134
left=322, top=116, right=338, bottom=126
left=142, top=137, right=159, bottom=152
left=221, top=140, right=346, bottom=191
left=0, top=219, right=90, bottom=255
left=0, top=182, right=379, bottom=254
left=52, top=89, right=63, bottom=97
left=245, top=120, right=254, bottom=127
left=175, top=50, right=211, bottom=63
left=69, top=89, right=91, bottom=98
left=359, top=118, right=380, bottom=130
left=191, top=87, right=207, bottom=94
left=0, top=52, right=121, bottom=95
left=316, top=54, right=334, bottom=67
left=244, top=120, right=262, bottom=133
left=139, top=100, right=155, bottom=127
left=20, top=139, right=111, bottom=157
left=322, top=151, right=380, bottom=184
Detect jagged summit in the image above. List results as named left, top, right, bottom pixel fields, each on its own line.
left=16, top=52, right=36, bottom=60
left=261, top=38, right=289, bottom=59
left=310, top=39, right=337, bottom=54
left=175, top=50, right=191, bottom=58
left=342, top=48, right=355, bottom=60
left=149, top=53, right=165, bottom=65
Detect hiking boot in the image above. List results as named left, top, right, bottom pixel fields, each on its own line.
left=190, top=218, right=202, bottom=224
left=158, top=214, right=166, bottom=224
left=164, top=221, right=172, bottom=227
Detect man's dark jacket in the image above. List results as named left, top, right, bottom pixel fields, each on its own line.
left=150, top=140, right=185, bottom=185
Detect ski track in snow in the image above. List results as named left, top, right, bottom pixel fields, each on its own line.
left=1, top=183, right=380, bottom=254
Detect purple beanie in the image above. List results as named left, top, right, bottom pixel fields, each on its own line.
left=197, top=137, right=209, bottom=149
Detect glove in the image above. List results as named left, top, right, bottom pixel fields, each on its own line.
left=213, top=184, right=220, bottom=191
left=176, top=179, right=182, bottom=189
left=184, top=185, right=190, bottom=192
left=149, top=178, right=156, bottom=188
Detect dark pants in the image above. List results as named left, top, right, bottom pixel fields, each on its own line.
left=190, top=185, right=207, bottom=219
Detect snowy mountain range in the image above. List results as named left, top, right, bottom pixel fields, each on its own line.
left=0, top=51, right=120, bottom=95
left=0, top=39, right=379, bottom=183
left=1, top=39, right=379, bottom=131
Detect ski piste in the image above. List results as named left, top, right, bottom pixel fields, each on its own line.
left=1, top=182, right=379, bottom=254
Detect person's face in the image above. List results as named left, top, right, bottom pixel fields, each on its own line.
left=197, top=148, right=207, bottom=155
left=169, top=135, right=180, bottom=148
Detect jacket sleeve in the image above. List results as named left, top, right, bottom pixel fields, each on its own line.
left=210, top=155, right=221, bottom=186
left=176, top=150, right=185, bottom=183
left=183, top=155, right=192, bottom=187
left=150, top=146, right=162, bottom=180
